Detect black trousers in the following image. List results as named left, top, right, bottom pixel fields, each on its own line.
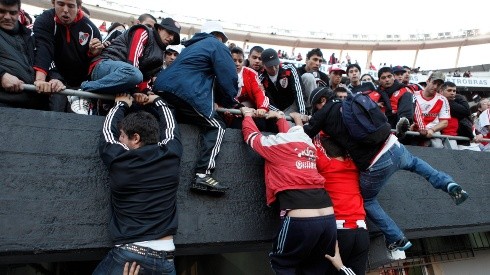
left=160, top=93, right=225, bottom=175
left=327, top=228, right=370, bottom=275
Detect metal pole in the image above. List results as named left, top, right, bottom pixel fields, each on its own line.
left=20, top=85, right=490, bottom=143
left=22, top=84, right=115, bottom=100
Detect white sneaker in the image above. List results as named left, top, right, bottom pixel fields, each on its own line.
left=68, top=96, right=90, bottom=115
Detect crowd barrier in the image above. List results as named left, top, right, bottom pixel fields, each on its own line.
left=21, top=84, right=490, bottom=143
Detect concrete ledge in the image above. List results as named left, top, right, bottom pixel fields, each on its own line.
left=1, top=107, right=489, bottom=264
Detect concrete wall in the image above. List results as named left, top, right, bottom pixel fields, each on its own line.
left=1, top=107, right=490, bottom=264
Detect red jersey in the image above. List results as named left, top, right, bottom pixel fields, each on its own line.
left=315, top=142, right=366, bottom=228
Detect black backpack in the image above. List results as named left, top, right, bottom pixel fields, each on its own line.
left=341, top=92, right=388, bottom=141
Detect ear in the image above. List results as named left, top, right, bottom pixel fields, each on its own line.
left=129, top=133, right=142, bottom=149
left=320, top=97, right=327, bottom=104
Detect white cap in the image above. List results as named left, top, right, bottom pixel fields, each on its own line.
left=201, top=20, right=228, bottom=43
left=166, top=44, right=185, bottom=54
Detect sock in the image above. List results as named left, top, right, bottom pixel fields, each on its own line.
left=196, top=173, right=206, bottom=178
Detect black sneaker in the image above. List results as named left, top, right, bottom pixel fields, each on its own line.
left=190, top=175, right=228, bottom=195
left=396, top=117, right=410, bottom=139
left=447, top=182, right=469, bottom=205
left=386, top=237, right=412, bottom=252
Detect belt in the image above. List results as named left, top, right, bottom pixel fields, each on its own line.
left=336, top=219, right=367, bottom=230
left=120, top=243, right=175, bottom=260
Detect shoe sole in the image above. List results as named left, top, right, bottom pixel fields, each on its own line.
left=389, top=241, right=412, bottom=252
left=190, top=184, right=226, bottom=196
left=448, top=185, right=469, bottom=205
left=453, top=191, right=469, bottom=205
left=398, top=241, right=412, bottom=251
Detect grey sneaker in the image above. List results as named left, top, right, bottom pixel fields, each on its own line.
left=68, top=96, right=90, bottom=115
left=396, top=117, right=410, bottom=138
left=447, top=182, right=469, bottom=205
left=387, top=237, right=412, bottom=252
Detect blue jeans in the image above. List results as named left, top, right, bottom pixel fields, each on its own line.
left=92, top=247, right=176, bottom=275
left=81, top=60, right=143, bottom=94
left=360, top=142, right=453, bottom=244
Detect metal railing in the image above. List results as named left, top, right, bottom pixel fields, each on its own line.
left=21, top=84, right=490, bottom=143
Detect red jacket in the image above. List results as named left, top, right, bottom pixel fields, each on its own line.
left=242, top=116, right=325, bottom=205
left=236, top=67, right=269, bottom=110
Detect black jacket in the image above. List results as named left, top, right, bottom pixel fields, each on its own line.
left=33, top=9, right=101, bottom=86
left=93, top=25, right=167, bottom=80
left=259, top=63, right=306, bottom=114
left=0, top=23, right=48, bottom=108
left=99, top=99, right=182, bottom=244
left=297, top=64, right=329, bottom=86
left=304, top=99, right=391, bottom=171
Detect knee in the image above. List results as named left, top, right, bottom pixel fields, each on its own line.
left=120, top=65, right=143, bottom=84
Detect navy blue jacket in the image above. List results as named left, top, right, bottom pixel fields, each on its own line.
left=153, top=32, right=238, bottom=118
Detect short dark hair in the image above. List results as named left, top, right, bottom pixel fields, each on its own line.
left=52, top=0, right=83, bottom=6
left=334, top=86, right=348, bottom=94
left=0, top=0, right=20, bottom=9
left=138, top=13, right=157, bottom=23
left=231, top=46, right=244, bottom=56
left=346, top=63, right=361, bottom=74
left=249, top=45, right=264, bottom=55
left=320, top=136, right=347, bottom=158
left=442, top=81, right=456, bottom=90
left=107, top=22, right=125, bottom=34
left=119, top=111, right=159, bottom=146
left=306, top=48, right=323, bottom=60
left=378, top=67, right=393, bottom=78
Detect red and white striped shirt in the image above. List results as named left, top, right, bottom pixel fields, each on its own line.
left=414, top=93, right=450, bottom=130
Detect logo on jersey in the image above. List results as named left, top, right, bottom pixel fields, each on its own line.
left=79, top=32, right=89, bottom=46
left=279, top=77, right=288, bottom=88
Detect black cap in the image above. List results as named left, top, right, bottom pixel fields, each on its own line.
left=261, top=48, right=280, bottom=67
left=155, top=17, right=181, bottom=45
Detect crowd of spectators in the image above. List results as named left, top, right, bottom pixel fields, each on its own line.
left=0, top=1, right=479, bottom=274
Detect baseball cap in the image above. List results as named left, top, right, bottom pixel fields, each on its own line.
left=201, top=20, right=229, bottom=43
left=328, top=64, right=346, bottom=74
left=165, top=44, right=184, bottom=54
left=429, top=71, right=446, bottom=82
left=261, top=48, right=280, bottom=67
left=155, top=17, right=181, bottom=45
left=392, top=66, right=406, bottom=74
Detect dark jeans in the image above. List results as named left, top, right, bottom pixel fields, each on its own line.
left=93, top=247, right=176, bottom=275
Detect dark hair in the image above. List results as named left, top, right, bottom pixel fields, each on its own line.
left=334, top=86, right=348, bottom=94
left=378, top=67, right=392, bottom=78
left=249, top=45, right=264, bottom=55
left=52, top=0, right=82, bottom=6
left=346, top=63, right=361, bottom=74
left=360, top=73, right=373, bottom=81
left=306, top=48, right=323, bottom=60
left=138, top=13, right=157, bottom=23
left=0, top=0, right=20, bottom=9
left=231, top=46, right=244, bottom=56
left=107, top=22, right=125, bottom=34
left=119, top=111, right=159, bottom=146
left=320, top=136, right=347, bottom=158
left=403, top=65, right=411, bottom=71
left=442, top=81, right=456, bottom=90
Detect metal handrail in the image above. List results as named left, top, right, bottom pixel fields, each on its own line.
left=20, top=84, right=490, bottom=142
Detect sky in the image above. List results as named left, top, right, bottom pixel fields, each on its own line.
left=24, top=0, right=490, bottom=70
